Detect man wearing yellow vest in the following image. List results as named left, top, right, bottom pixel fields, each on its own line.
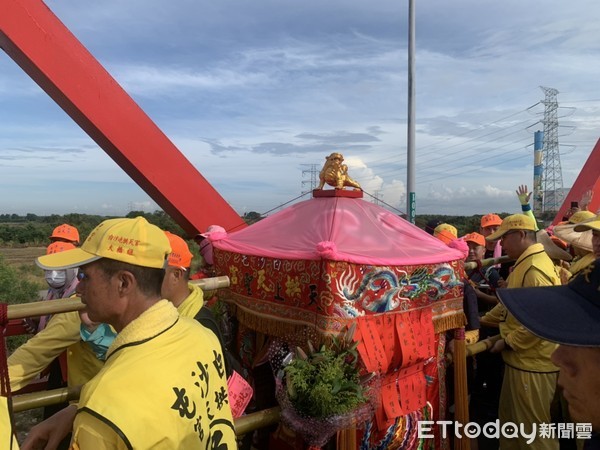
left=26, top=217, right=236, bottom=449
left=162, top=231, right=241, bottom=379
left=481, top=214, right=561, bottom=450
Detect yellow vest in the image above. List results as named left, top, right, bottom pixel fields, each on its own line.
left=10, top=285, right=203, bottom=394
left=73, top=301, right=236, bottom=449
left=569, top=252, right=595, bottom=278
left=0, top=396, right=19, bottom=449
left=177, top=283, right=204, bottom=319
left=500, top=243, right=560, bottom=372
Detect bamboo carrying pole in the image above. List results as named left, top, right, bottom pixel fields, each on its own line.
left=464, top=255, right=512, bottom=272
left=12, top=335, right=501, bottom=411
left=234, top=407, right=281, bottom=436
left=12, top=385, right=82, bottom=412
left=11, top=336, right=502, bottom=442
left=7, top=297, right=84, bottom=320
left=466, top=335, right=501, bottom=358
left=445, top=334, right=501, bottom=365
left=8, top=275, right=499, bottom=447
left=6, top=276, right=230, bottom=320
left=11, top=386, right=280, bottom=437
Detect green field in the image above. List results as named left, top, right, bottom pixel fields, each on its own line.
left=0, top=246, right=46, bottom=286
left=0, top=246, right=45, bottom=265
left=0, top=247, right=47, bottom=441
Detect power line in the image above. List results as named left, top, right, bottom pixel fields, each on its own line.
left=560, top=98, right=600, bottom=104
left=417, top=133, right=532, bottom=177
left=371, top=131, right=532, bottom=182
left=412, top=110, right=535, bottom=161
left=364, top=105, right=537, bottom=169
left=416, top=144, right=532, bottom=185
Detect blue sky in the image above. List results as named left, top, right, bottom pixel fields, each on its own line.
left=1, top=0, right=599, bottom=218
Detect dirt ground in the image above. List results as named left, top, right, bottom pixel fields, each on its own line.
left=0, top=246, right=46, bottom=266
left=0, top=246, right=47, bottom=287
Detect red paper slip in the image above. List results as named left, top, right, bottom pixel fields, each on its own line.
left=395, top=313, right=419, bottom=367
left=398, top=362, right=426, bottom=415
left=381, top=314, right=400, bottom=370
left=227, top=370, right=253, bottom=418
left=381, top=372, right=403, bottom=421
left=357, top=316, right=389, bottom=373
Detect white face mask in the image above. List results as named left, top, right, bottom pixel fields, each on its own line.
left=45, top=270, right=67, bottom=289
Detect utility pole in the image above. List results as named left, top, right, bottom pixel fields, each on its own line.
left=301, top=164, right=319, bottom=194
left=373, top=190, right=383, bottom=206
left=406, top=0, right=416, bottom=223
left=540, top=86, right=564, bottom=214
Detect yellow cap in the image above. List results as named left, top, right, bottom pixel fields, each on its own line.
left=486, top=214, right=536, bottom=241
left=434, top=223, right=458, bottom=245
left=569, top=210, right=596, bottom=224
left=36, top=217, right=171, bottom=270
left=574, top=215, right=600, bottom=233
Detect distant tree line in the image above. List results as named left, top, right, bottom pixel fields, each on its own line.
left=414, top=214, right=508, bottom=237
left=416, top=210, right=557, bottom=237
left=2, top=209, right=552, bottom=246
left=0, top=210, right=268, bottom=246
left=0, top=211, right=186, bottom=246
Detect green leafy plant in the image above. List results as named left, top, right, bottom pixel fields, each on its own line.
left=283, top=326, right=368, bottom=418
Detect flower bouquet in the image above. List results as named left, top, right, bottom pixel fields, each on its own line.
left=270, top=327, right=378, bottom=449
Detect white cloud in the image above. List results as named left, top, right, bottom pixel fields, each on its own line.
left=114, top=65, right=270, bottom=96
left=0, top=0, right=598, bottom=219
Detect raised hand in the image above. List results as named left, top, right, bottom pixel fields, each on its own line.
left=580, top=189, right=593, bottom=211
left=516, top=184, right=532, bottom=206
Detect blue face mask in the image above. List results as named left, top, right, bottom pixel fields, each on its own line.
left=80, top=323, right=117, bottom=361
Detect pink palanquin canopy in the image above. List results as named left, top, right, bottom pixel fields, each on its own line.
left=212, top=194, right=466, bottom=338
left=214, top=196, right=464, bottom=266
left=213, top=193, right=466, bottom=447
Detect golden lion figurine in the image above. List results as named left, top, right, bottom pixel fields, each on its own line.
left=317, top=152, right=361, bottom=190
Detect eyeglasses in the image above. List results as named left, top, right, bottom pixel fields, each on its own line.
left=77, top=272, right=88, bottom=281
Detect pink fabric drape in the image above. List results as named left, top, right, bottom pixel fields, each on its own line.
left=214, top=197, right=463, bottom=266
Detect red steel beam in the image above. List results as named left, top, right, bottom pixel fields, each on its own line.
left=0, top=0, right=246, bottom=235
left=552, top=138, right=600, bottom=224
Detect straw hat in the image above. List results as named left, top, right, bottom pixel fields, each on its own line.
left=553, top=223, right=593, bottom=253
left=536, top=229, right=572, bottom=261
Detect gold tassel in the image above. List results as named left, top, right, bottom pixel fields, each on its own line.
left=235, top=307, right=312, bottom=340
left=433, top=313, right=466, bottom=334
